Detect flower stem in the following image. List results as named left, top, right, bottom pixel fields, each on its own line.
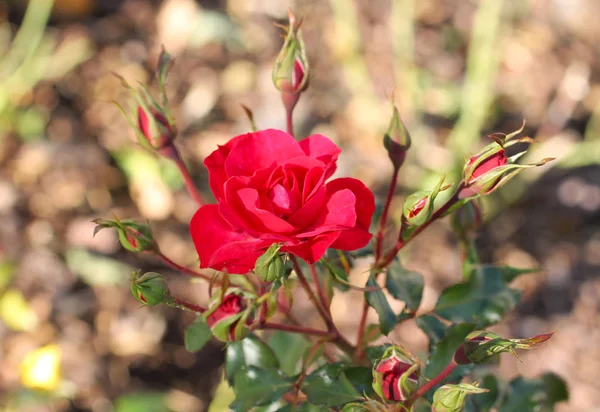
left=261, top=322, right=332, bottom=338
left=291, top=256, right=332, bottom=328
left=375, top=184, right=464, bottom=269
left=172, top=149, right=206, bottom=208
left=354, top=299, right=370, bottom=361
left=406, top=361, right=457, bottom=407
left=310, top=264, right=330, bottom=316
left=156, top=251, right=214, bottom=282
left=167, top=296, right=206, bottom=313
left=375, top=166, right=400, bottom=261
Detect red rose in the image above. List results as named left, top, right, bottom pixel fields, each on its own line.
left=190, top=129, right=375, bottom=273
left=205, top=293, right=243, bottom=328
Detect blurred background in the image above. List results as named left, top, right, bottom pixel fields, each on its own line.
left=0, top=0, right=599, bottom=410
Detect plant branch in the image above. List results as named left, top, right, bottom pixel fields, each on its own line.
left=310, top=263, right=331, bottom=317
left=261, top=322, right=332, bottom=338
left=291, top=256, right=332, bottom=328
left=406, top=360, right=457, bottom=407
left=172, top=150, right=206, bottom=207
left=155, top=251, right=214, bottom=282
left=167, top=296, right=206, bottom=313
left=375, top=166, right=400, bottom=261
left=376, top=184, right=464, bottom=269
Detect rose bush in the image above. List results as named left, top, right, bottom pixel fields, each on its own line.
left=190, top=129, right=375, bottom=273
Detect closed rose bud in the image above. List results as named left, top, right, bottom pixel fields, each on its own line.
left=403, top=175, right=449, bottom=226
left=137, top=106, right=176, bottom=151
left=130, top=272, right=170, bottom=306
left=93, top=218, right=156, bottom=253
left=254, top=244, right=285, bottom=282
left=453, top=332, right=495, bottom=365
left=383, top=105, right=411, bottom=170
left=204, top=289, right=252, bottom=342
left=272, top=10, right=309, bottom=95
left=372, top=346, right=420, bottom=402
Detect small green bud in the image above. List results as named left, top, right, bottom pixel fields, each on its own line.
left=130, top=272, right=170, bottom=306
left=383, top=105, right=411, bottom=170
left=254, top=244, right=285, bottom=282
left=272, top=9, right=309, bottom=95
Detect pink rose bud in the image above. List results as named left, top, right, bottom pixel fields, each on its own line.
left=93, top=218, right=156, bottom=253
left=383, top=105, right=411, bottom=170
left=137, top=106, right=176, bottom=151
left=453, top=332, right=494, bottom=365
left=372, top=346, right=420, bottom=402
left=272, top=9, right=309, bottom=95
left=204, top=289, right=252, bottom=342
left=130, top=272, right=170, bottom=306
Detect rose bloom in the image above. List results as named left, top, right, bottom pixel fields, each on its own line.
left=190, top=129, right=375, bottom=273
left=375, top=355, right=419, bottom=401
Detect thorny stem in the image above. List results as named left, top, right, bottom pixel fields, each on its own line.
left=375, top=166, right=400, bottom=261
left=156, top=251, right=214, bottom=282
left=167, top=297, right=206, bottom=313
left=406, top=361, right=457, bottom=408
left=310, top=264, right=331, bottom=320
left=172, top=150, right=206, bottom=208
left=291, top=256, right=332, bottom=328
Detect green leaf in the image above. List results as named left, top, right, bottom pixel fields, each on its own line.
left=385, top=260, right=424, bottom=312
left=425, top=323, right=476, bottom=378
left=231, top=367, right=294, bottom=410
left=434, top=265, right=524, bottom=327
left=184, top=316, right=212, bottom=352
left=225, top=334, right=279, bottom=385
left=268, top=331, right=311, bottom=376
left=464, top=375, right=500, bottom=412
left=114, top=392, right=168, bottom=412
left=208, top=375, right=236, bottom=412
left=275, top=403, right=329, bottom=412
left=365, top=344, right=392, bottom=363
left=416, top=315, right=449, bottom=352
left=344, top=366, right=375, bottom=398
left=303, top=363, right=362, bottom=407
left=365, top=273, right=397, bottom=335
left=498, top=373, right=568, bottom=412
left=433, top=383, right=488, bottom=412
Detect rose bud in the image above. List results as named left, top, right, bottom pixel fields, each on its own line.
left=272, top=9, right=309, bottom=95
left=383, top=104, right=411, bottom=170
left=130, top=271, right=170, bottom=306
left=254, top=244, right=286, bottom=282
left=93, top=218, right=156, bottom=253
left=451, top=199, right=483, bottom=241
left=137, top=105, right=176, bottom=152
left=460, top=124, right=554, bottom=198
left=204, top=289, right=252, bottom=342
left=453, top=330, right=554, bottom=365
left=403, top=175, right=449, bottom=226
left=372, top=346, right=420, bottom=402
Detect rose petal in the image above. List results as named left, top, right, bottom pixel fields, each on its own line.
left=204, top=133, right=247, bottom=200
left=224, top=129, right=304, bottom=178
left=282, top=232, right=340, bottom=263
left=326, top=177, right=375, bottom=230
left=297, top=188, right=357, bottom=237
left=190, top=204, right=269, bottom=273
left=330, top=227, right=372, bottom=250
left=299, top=134, right=341, bottom=179
left=236, top=187, right=297, bottom=234
left=287, top=186, right=327, bottom=228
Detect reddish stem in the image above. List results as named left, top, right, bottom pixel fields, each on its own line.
left=354, top=299, right=370, bottom=361
left=375, top=185, right=464, bottom=269
left=173, top=151, right=206, bottom=208
left=310, top=264, right=330, bottom=317
left=168, top=296, right=206, bottom=313
left=291, top=256, right=332, bottom=328
left=407, top=361, right=457, bottom=406
left=261, top=322, right=332, bottom=338
left=156, top=251, right=214, bottom=282
left=375, top=166, right=400, bottom=261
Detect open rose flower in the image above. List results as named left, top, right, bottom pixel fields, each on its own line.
left=190, top=129, right=375, bottom=273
